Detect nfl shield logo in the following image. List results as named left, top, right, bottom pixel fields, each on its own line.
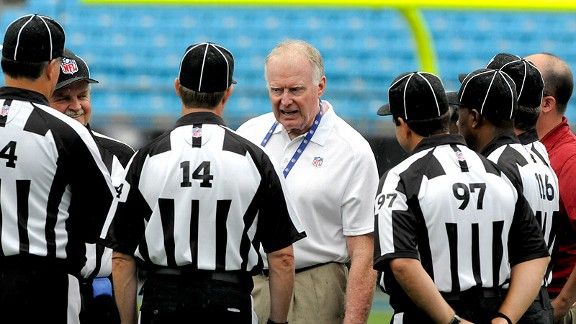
left=192, top=127, right=202, bottom=138
left=456, top=151, right=465, bottom=162
left=61, top=58, right=78, bottom=75
left=1, top=104, right=9, bottom=116
left=312, top=156, right=323, bottom=167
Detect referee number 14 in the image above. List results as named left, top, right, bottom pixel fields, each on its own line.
left=180, top=161, right=213, bottom=188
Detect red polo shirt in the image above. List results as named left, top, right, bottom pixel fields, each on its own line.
left=542, top=117, right=576, bottom=297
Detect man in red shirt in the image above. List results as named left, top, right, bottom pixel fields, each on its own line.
left=526, top=52, right=576, bottom=324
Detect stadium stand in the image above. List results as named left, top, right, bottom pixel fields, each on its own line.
left=1, top=1, right=575, bottom=161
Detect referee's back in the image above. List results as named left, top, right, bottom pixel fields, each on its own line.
left=107, top=118, right=304, bottom=271
left=374, top=71, right=549, bottom=324
left=0, top=14, right=117, bottom=324
left=103, top=42, right=304, bottom=324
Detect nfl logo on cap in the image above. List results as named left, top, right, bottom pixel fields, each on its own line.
left=61, top=57, right=78, bottom=75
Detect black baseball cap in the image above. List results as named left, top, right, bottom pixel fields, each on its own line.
left=446, top=91, right=459, bottom=107
left=458, top=68, right=518, bottom=121
left=2, top=14, right=65, bottom=62
left=377, top=71, right=449, bottom=121
left=178, top=42, right=236, bottom=93
left=56, top=48, right=99, bottom=90
left=486, top=53, right=544, bottom=108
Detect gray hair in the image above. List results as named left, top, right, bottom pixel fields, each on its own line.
left=264, top=39, right=324, bottom=84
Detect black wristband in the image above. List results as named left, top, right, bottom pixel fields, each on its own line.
left=449, top=314, right=462, bottom=324
left=267, top=320, right=288, bottom=324
left=494, top=312, right=513, bottom=324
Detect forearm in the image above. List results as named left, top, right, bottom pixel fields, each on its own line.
left=553, top=263, right=576, bottom=320
left=391, top=258, right=458, bottom=323
left=267, top=246, right=295, bottom=323
left=112, top=251, right=138, bottom=324
left=497, top=256, right=550, bottom=323
left=343, top=259, right=376, bottom=324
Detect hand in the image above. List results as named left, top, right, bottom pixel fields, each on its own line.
left=552, top=297, right=569, bottom=323
left=491, top=316, right=510, bottom=324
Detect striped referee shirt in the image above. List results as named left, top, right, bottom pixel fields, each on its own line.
left=81, top=128, right=134, bottom=279
left=481, top=131, right=559, bottom=285
left=0, top=87, right=116, bottom=276
left=104, top=112, right=305, bottom=273
left=374, top=134, right=549, bottom=311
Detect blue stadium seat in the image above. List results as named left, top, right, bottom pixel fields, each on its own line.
left=2, top=3, right=576, bottom=129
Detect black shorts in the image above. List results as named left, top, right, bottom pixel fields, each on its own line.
left=394, top=288, right=506, bottom=323
left=517, top=286, right=554, bottom=324
left=0, top=267, right=79, bottom=323
left=139, top=271, right=254, bottom=324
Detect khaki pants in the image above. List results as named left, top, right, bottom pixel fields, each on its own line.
left=252, top=262, right=348, bottom=324
left=558, top=304, right=576, bottom=324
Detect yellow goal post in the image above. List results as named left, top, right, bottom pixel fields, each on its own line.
left=81, top=0, right=576, bottom=74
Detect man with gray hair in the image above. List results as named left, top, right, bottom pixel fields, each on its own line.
left=237, top=39, right=379, bottom=324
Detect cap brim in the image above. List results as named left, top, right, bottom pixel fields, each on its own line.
left=377, top=103, right=392, bottom=116
left=55, top=77, right=99, bottom=90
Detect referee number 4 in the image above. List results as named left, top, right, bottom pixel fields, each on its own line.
left=0, top=141, right=17, bottom=168
left=452, top=182, right=486, bottom=210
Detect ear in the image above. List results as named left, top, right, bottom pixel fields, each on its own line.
left=469, top=109, right=482, bottom=129
left=397, top=117, right=411, bottom=137
left=221, top=85, right=234, bottom=106
left=317, top=75, right=326, bottom=97
left=46, top=59, right=60, bottom=81
left=540, top=95, right=556, bottom=114
left=174, top=78, right=181, bottom=97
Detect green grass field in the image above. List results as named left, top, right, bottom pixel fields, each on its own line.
left=368, top=290, right=393, bottom=323
left=368, top=311, right=392, bottom=323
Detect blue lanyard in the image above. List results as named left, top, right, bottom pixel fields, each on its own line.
left=261, top=102, right=324, bottom=178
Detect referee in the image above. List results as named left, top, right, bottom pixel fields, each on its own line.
left=50, top=48, right=135, bottom=324
left=460, top=53, right=560, bottom=324
left=374, top=71, right=550, bottom=323
left=0, top=14, right=117, bottom=323
left=103, top=42, right=306, bottom=324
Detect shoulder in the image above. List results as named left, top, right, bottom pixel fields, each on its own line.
left=236, top=113, right=276, bottom=141
left=325, top=110, right=373, bottom=153
left=31, top=103, right=95, bottom=144
left=91, top=130, right=135, bottom=159
left=222, top=126, right=275, bottom=162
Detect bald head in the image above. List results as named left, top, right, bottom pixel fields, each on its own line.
left=525, top=53, right=573, bottom=114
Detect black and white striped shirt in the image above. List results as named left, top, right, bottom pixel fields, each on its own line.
left=81, top=128, right=134, bottom=279
left=104, top=112, right=305, bottom=273
left=374, top=134, right=549, bottom=311
left=481, top=131, right=559, bottom=285
left=0, top=87, right=117, bottom=276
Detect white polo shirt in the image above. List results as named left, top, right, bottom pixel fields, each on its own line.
left=237, top=100, right=379, bottom=269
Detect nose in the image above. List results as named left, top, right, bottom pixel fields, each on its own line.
left=68, top=97, right=82, bottom=111
left=280, top=90, right=293, bottom=106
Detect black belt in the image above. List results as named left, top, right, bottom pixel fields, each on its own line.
left=0, top=255, right=76, bottom=277
left=151, top=268, right=247, bottom=285
left=502, top=286, right=548, bottom=302
left=261, top=261, right=338, bottom=276
left=442, top=287, right=506, bottom=301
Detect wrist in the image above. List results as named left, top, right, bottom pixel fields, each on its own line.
left=449, top=314, right=462, bottom=324
left=493, top=312, right=512, bottom=324
left=267, top=320, right=288, bottom=324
